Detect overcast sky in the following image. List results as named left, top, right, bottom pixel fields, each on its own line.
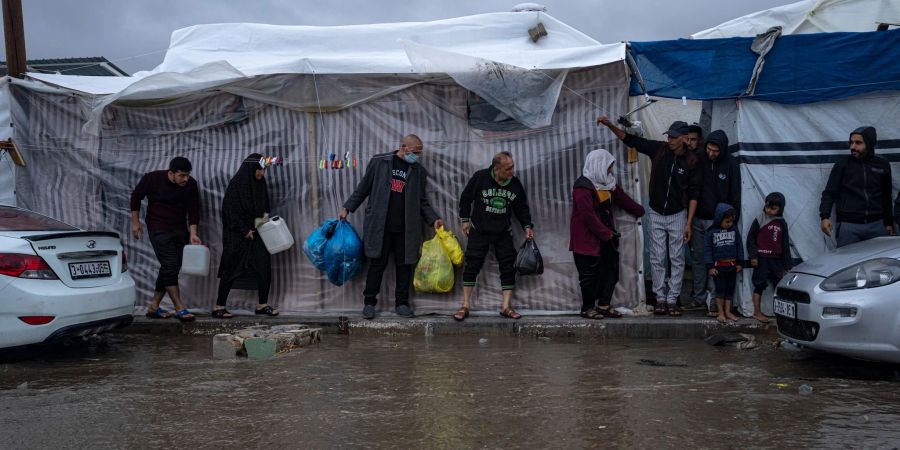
left=19, top=0, right=799, bottom=74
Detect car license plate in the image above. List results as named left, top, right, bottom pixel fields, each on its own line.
left=68, top=261, right=112, bottom=279
left=773, top=298, right=796, bottom=319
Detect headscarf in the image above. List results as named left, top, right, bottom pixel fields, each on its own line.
left=582, top=149, right=617, bottom=191
left=224, top=152, right=269, bottom=221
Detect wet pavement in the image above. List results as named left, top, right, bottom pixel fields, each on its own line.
left=2, top=334, right=900, bottom=449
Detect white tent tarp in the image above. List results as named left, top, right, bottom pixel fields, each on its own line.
left=692, top=0, right=900, bottom=38
left=140, top=12, right=623, bottom=76
left=0, top=78, right=13, bottom=205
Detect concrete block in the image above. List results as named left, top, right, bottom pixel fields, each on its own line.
left=292, top=329, right=311, bottom=347
left=212, top=334, right=240, bottom=360
left=235, top=328, right=264, bottom=340
left=244, top=337, right=277, bottom=360
left=274, top=332, right=297, bottom=353
left=269, top=324, right=308, bottom=333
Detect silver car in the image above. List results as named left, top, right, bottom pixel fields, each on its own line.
left=774, top=236, right=900, bottom=363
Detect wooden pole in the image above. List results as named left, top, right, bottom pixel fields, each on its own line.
left=2, top=0, right=26, bottom=78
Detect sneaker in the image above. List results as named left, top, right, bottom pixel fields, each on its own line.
left=362, top=304, right=376, bottom=320
left=395, top=304, right=414, bottom=318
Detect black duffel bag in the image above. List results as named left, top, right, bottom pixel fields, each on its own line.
left=514, top=239, right=544, bottom=275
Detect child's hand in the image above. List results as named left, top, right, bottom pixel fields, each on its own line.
left=736, top=265, right=743, bottom=273
left=708, top=268, right=718, bottom=277
left=750, top=258, right=758, bottom=268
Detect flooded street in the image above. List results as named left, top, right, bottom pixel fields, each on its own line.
left=2, top=334, right=900, bottom=449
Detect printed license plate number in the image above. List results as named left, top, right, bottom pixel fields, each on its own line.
left=68, top=261, right=111, bottom=279
left=773, top=298, right=796, bottom=319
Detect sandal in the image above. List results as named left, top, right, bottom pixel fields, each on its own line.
left=668, top=305, right=682, bottom=317
left=653, top=303, right=668, bottom=315
left=499, top=307, right=522, bottom=320
left=596, top=307, right=623, bottom=319
left=175, top=309, right=195, bottom=322
left=145, top=307, right=170, bottom=319
left=580, top=308, right=604, bottom=320
left=211, top=308, right=234, bottom=319
left=453, top=306, right=470, bottom=322
left=255, top=305, right=279, bottom=316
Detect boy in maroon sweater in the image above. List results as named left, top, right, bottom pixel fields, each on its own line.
left=130, top=157, right=202, bottom=321
left=746, top=192, right=792, bottom=323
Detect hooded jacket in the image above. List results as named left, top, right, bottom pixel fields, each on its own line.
left=819, top=126, right=892, bottom=226
left=703, top=203, right=744, bottom=268
left=747, top=193, right=792, bottom=269
left=697, top=131, right=741, bottom=221
left=569, top=176, right=644, bottom=256
left=623, top=134, right=699, bottom=215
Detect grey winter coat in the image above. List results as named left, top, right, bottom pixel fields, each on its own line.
left=343, top=152, right=440, bottom=264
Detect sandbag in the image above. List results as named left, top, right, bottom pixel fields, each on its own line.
left=323, top=220, right=364, bottom=286
left=435, top=226, right=464, bottom=267
left=303, top=219, right=338, bottom=271
left=514, top=239, right=544, bottom=275
left=414, top=236, right=454, bottom=293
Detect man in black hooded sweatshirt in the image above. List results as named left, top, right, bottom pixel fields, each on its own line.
left=686, top=130, right=740, bottom=312
left=819, top=126, right=893, bottom=247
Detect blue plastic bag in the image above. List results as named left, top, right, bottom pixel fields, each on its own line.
left=323, top=220, right=364, bottom=286
left=303, top=219, right=338, bottom=271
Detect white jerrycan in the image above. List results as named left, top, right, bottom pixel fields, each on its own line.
left=257, top=216, right=294, bottom=254
left=180, top=244, right=210, bottom=276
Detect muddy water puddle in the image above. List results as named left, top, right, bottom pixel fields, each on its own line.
left=2, top=334, right=900, bottom=448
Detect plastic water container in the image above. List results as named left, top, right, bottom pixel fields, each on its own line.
left=180, top=244, right=210, bottom=276
left=258, top=216, right=294, bottom=254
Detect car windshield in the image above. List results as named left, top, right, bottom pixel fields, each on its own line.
left=0, top=206, right=78, bottom=231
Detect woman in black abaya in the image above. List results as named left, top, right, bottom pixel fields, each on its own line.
left=213, top=153, right=279, bottom=317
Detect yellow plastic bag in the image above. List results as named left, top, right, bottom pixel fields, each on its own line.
left=414, top=236, right=454, bottom=293
left=435, top=226, right=464, bottom=267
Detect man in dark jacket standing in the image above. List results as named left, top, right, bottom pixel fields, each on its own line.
left=598, top=116, right=700, bottom=316
left=131, top=156, right=201, bottom=322
left=686, top=130, right=741, bottom=312
left=341, top=134, right=443, bottom=320
left=453, top=151, right=534, bottom=322
left=819, top=126, right=892, bottom=247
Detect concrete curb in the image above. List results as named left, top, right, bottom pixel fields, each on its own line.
left=125, top=314, right=776, bottom=340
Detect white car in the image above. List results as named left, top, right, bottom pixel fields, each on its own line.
left=0, top=206, right=135, bottom=350
left=774, top=236, right=900, bottom=363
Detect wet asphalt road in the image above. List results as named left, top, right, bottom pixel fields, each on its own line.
left=2, top=334, right=900, bottom=449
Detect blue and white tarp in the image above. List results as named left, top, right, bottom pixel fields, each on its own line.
left=629, top=28, right=900, bottom=104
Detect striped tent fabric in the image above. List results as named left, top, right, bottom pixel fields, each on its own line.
left=9, top=63, right=642, bottom=314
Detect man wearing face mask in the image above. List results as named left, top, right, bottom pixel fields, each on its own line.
left=819, top=126, right=892, bottom=247
left=341, top=134, right=443, bottom=320
left=598, top=117, right=700, bottom=316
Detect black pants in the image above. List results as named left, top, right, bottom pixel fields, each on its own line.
left=148, top=230, right=188, bottom=293
left=573, top=245, right=619, bottom=312
left=462, top=228, right=517, bottom=290
left=712, top=267, right=737, bottom=300
left=216, top=238, right=272, bottom=306
left=363, top=231, right=411, bottom=306
left=752, top=257, right=785, bottom=294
